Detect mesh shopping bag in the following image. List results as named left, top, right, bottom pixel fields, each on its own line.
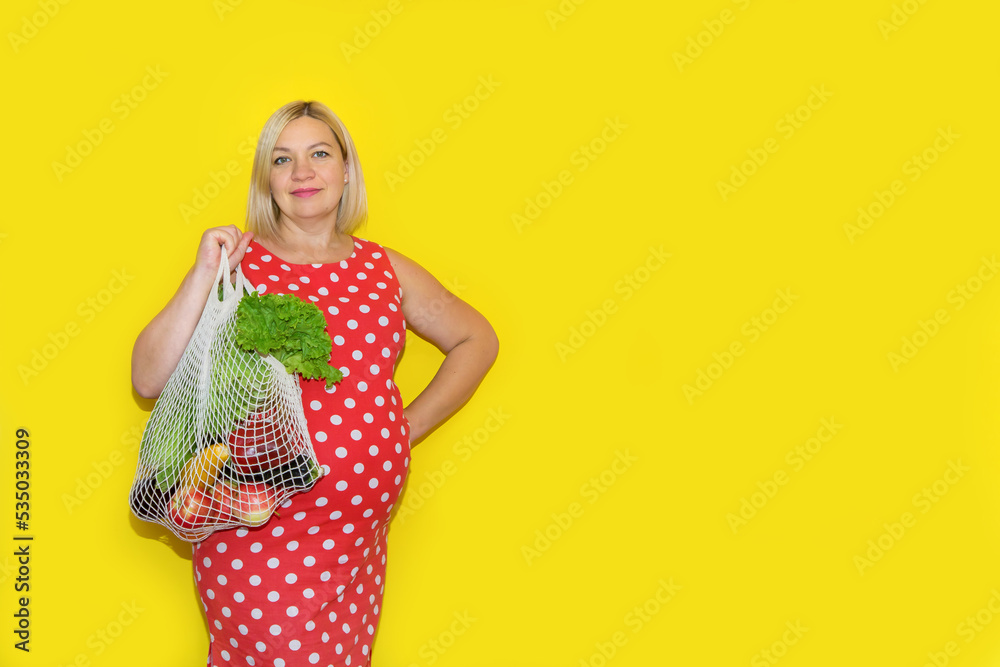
left=129, top=248, right=339, bottom=542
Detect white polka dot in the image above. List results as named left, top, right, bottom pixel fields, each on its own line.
left=305, top=620, right=316, bottom=631
left=318, top=286, right=328, bottom=295
left=308, top=526, right=321, bottom=535
left=274, top=657, right=284, bottom=667
left=330, top=510, right=343, bottom=520
left=348, top=285, right=359, bottom=293
left=269, top=624, right=282, bottom=636
left=248, top=263, right=259, bottom=270
left=369, top=478, right=379, bottom=488
left=303, top=555, right=316, bottom=566
left=344, top=398, right=356, bottom=408
left=330, top=414, right=343, bottom=425
left=358, top=381, right=368, bottom=392
left=351, top=495, right=363, bottom=505
left=351, top=429, right=362, bottom=441
left=268, top=591, right=280, bottom=602
left=380, top=428, right=390, bottom=438
left=343, top=523, right=355, bottom=534
left=309, top=400, right=322, bottom=410
left=315, top=497, right=328, bottom=507
left=222, top=650, right=230, bottom=661
left=268, top=274, right=279, bottom=281
left=288, top=284, right=299, bottom=291
left=347, top=319, right=358, bottom=330
left=293, top=511, right=307, bottom=521
left=250, top=542, right=263, bottom=553
left=300, top=276, right=310, bottom=284
left=309, top=652, right=320, bottom=664
left=234, top=592, right=245, bottom=602
left=321, top=571, right=332, bottom=581
left=323, top=539, right=336, bottom=550
left=354, top=463, right=364, bottom=473
left=203, top=557, right=212, bottom=567
left=384, top=461, right=393, bottom=471
left=207, top=589, right=216, bottom=599
left=247, top=657, right=256, bottom=666
left=272, top=526, right=284, bottom=537
left=255, top=641, right=266, bottom=652
left=286, top=573, right=298, bottom=586
left=359, top=304, right=370, bottom=313
left=315, top=431, right=327, bottom=442
left=231, top=559, right=243, bottom=570
left=375, top=396, right=385, bottom=406
left=304, top=588, right=315, bottom=598
left=222, top=607, right=232, bottom=617
left=329, top=272, right=339, bottom=282
left=363, top=413, right=374, bottom=424
left=217, top=574, right=227, bottom=585
left=380, top=492, right=390, bottom=502
left=280, top=264, right=291, bottom=271
left=379, top=316, right=389, bottom=326
left=267, top=558, right=280, bottom=569
left=249, top=575, right=261, bottom=586
left=256, top=283, right=267, bottom=293
left=336, top=480, right=348, bottom=491
left=251, top=608, right=263, bottom=619
left=335, top=447, right=348, bottom=458
left=287, top=605, right=299, bottom=617
left=216, top=542, right=228, bottom=553
left=352, top=350, right=363, bottom=361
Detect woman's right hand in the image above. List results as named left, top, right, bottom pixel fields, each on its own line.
left=132, top=225, right=254, bottom=399
left=194, top=225, right=254, bottom=282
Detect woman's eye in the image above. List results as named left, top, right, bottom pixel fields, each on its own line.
left=313, top=150, right=329, bottom=158
left=273, top=156, right=289, bottom=165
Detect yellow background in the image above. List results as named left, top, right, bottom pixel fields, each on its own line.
left=2, top=0, right=999, bottom=665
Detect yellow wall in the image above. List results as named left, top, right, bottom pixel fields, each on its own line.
left=2, top=1, right=1000, bottom=665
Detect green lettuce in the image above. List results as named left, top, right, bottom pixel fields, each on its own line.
left=234, top=292, right=343, bottom=389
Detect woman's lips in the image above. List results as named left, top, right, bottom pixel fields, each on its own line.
left=292, top=189, right=320, bottom=198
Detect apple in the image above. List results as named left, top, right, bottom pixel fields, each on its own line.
left=209, top=481, right=236, bottom=521
left=227, top=410, right=299, bottom=475
left=168, top=485, right=218, bottom=541
left=232, top=482, right=278, bottom=526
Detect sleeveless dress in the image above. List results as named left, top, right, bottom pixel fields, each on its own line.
left=192, top=236, right=411, bottom=667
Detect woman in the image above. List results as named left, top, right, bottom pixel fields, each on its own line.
left=131, top=100, right=499, bottom=666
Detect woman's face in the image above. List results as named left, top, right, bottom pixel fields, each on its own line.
left=269, top=116, right=348, bottom=229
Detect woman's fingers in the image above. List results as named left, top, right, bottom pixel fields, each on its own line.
left=227, top=230, right=254, bottom=267
left=195, top=226, right=252, bottom=275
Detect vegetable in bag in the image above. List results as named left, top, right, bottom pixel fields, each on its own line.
left=129, top=249, right=340, bottom=541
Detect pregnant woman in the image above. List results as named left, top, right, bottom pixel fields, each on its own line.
left=131, top=100, right=499, bottom=666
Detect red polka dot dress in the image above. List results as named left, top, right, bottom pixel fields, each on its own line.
left=192, top=236, right=411, bottom=667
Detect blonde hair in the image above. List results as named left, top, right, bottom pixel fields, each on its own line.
left=246, top=100, right=368, bottom=238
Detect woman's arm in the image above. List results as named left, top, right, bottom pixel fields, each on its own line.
left=131, top=226, right=253, bottom=399
left=385, top=247, right=499, bottom=445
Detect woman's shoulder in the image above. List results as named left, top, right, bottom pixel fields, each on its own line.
left=355, top=237, right=411, bottom=277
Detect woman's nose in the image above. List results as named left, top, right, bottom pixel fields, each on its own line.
left=291, top=160, right=314, bottom=180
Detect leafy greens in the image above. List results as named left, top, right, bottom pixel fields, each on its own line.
left=234, top=292, right=343, bottom=389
